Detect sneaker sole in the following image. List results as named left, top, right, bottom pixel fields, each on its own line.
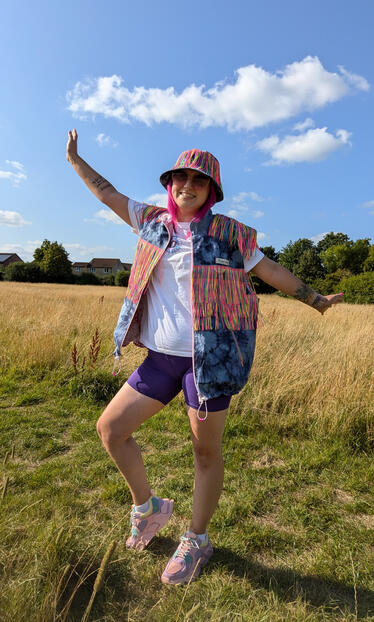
left=161, top=546, right=213, bottom=585
left=126, top=498, right=174, bottom=551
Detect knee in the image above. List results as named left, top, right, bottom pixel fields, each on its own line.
left=96, top=415, right=106, bottom=442
left=96, top=416, right=112, bottom=448
left=193, top=444, right=222, bottom=469
left=96, top=413, right=130, bottom=449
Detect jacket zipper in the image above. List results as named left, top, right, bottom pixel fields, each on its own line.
left=190, top=225, right=208, bottom=420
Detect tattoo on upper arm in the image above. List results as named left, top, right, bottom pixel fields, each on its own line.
left=92, top=176, right=113, bottom=192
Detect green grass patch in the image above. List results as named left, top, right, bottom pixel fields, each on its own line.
left=0, top=370, right=373, bottom=621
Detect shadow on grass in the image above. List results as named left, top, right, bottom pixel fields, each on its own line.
left=54, top=538, right=373, bottom=621
left=210, top=546, right=374, bottom=619
left=56, top=537, right=176, bottom=621
left=134, top=537, right=374, bottom=618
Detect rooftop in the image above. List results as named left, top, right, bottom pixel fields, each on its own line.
left=0, top=254, right=13, bottom=262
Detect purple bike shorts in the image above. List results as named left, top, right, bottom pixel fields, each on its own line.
left=127, top=349, right=232, bottom=412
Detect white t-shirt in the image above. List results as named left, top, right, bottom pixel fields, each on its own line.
left=128, top=199, right=264, bottom=356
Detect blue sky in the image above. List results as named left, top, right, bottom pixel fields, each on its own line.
left=1, top=0, right=373, bottom=263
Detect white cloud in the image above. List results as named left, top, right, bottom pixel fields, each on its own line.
left=337, top=66, right=370, bottom=92
left=63, top=243, right=115, bottom=260
left=145, top=192, right=168, bottom=208
left=0, top=161, right=27, bottom=186
left=233, top=191, right=264, bottom=204
left=233, top=192, right=247, bottom=204
left=0, top=210, right=31, bottom=226
left=227, top=201, right=265, bottom=222
left=249, top=192, right=264, bottom=202
left=310, top=232, right=329, bottom=244
left=86, top=209, right=125, bottom=225
left=0, top=240, right=42, bottom=262
left=257, top=232, right=268, bottom=241
left=5, top=160, right=25, bottom=172
left=293, top=117, right=315, bottom=132
left=360, top=200, right=374, bottom=209
left=95, top=133, right=118, bottom=147
left=66, top=57, right=368, bottom=131
left=230, top=192, right=265, bottom=218
left=257, top=127, right=351, bottom=164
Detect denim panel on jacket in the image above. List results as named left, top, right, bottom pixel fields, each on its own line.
left=113, top=205, right=258, bottom=401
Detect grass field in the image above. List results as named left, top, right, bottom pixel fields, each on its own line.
left=0, top=281, right=373, bottom=621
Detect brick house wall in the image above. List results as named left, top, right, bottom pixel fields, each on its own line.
left=72, top=258, right=131, bottom=276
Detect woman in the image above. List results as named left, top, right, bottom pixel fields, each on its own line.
left=66, top=129, right=342, bottom=585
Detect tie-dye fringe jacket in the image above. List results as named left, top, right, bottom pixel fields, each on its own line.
left=114, top=204, right=258, bottom=401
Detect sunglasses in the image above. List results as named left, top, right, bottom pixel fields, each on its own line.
left=171, top=170, right=210, bottom=187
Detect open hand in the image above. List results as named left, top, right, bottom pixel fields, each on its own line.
left=313, top=292, right=344, bottom=315
left=66, top=129, right=78, bottom=162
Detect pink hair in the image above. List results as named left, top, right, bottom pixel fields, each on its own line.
left=167, top=182, right=216, bottom=226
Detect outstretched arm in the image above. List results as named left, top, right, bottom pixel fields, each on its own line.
left=66, top=129, right=131, bottom=226
left=251, top=256, right=343, bottom=314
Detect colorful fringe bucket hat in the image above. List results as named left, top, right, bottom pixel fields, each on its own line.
left=160, top=149, right=224, bottom=202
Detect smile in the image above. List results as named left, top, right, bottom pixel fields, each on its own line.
left=179, top=192, right=195, bottom=198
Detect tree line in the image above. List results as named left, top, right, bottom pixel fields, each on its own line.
left=252, top=231, right=373, bottom=303
left=1, top=233, right=373, bottom=302
left=0, top=240, right=130, bottom=287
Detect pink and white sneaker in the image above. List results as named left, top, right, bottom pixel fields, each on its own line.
left=161, top=532, right=213, bottom=585
left=126, top=495, right=174, bottom=551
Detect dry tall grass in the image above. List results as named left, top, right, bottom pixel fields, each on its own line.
left=1, top=281, right=373, bottom=442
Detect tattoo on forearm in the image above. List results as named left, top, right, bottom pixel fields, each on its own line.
left=91, top=176, right=113, bottom=192
left=294, top=284, right=314, bottom=302
left=311, top=295, right=325, bottom=309
left=311, top=294, right=326, bottom=312
left=295, top=284, right=326, bottom=312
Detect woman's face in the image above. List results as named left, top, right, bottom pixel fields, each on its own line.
left=171, top=169, right=211, bottom=221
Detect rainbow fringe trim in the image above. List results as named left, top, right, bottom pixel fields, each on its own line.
left=127, top=238, right=164, bottom=305
left=140, top=205, right=167, bottom=224
left=208, top=215, right=257, bottom=260
left=192, top=265, right=258, bottom=330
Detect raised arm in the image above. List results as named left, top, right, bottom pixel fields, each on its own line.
left=66, top=129, right=131, bottom=226
left=251, top=256, right=343, bottom=314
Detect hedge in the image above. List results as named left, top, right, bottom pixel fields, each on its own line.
left=3, top=261, right=44, bottom=282
left=115, top=270, right=130, bottom=287
left=75, top=272, right=101, bottom=285
left=101, top=274, right=116, bottom=286
left=340, top=272, right=374, bottom=304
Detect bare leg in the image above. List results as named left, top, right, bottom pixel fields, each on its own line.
left=187, top=407, right=228, bottom=534
left=96, top=382, right=164, bottom=506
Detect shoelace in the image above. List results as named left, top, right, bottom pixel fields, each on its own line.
left=129, top=507, right=142, bottom=524
left=174, top=536, right=200, bottom=559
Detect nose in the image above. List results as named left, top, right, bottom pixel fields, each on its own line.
left=182, top=173, right=194, bottom=189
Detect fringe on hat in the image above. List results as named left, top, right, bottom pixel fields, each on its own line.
left=192, top=265, right=258, bottom=331
left=208, top=215, right=257, bottom=259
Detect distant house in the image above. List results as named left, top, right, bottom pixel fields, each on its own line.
left=0, top=253, right=24, bottom=268
left=72, top=258, right=131, bottom=277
